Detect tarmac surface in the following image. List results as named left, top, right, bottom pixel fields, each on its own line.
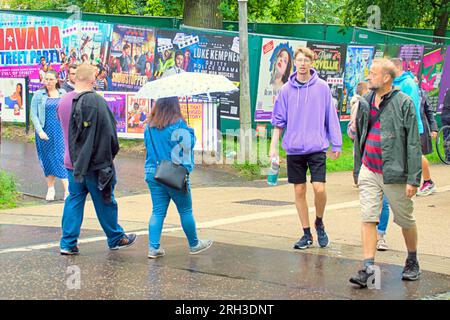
left=1, top=140, right=449, bottom=300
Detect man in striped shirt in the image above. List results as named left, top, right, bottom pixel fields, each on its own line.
left=349, top=59, right=422, bottom=288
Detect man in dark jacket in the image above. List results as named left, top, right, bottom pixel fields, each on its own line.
left=58, top=63, right=136, bottom=255
left=349, top=59, right=422, bottom=288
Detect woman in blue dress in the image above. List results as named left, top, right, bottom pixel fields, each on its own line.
left=30, top=70, right=68, bottom=201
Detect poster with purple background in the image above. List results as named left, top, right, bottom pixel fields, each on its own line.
left=103, top=93, right=127, bottom=132
left=438, top=46, right=450, bottom=113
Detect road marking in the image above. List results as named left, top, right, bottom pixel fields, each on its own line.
left=1, top=185, right=449, bottom=255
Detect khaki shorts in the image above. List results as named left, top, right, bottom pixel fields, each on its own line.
left=358, top=164, right=416, bottom=229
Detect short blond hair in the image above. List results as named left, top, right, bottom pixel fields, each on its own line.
left=294, top=47, right=315, bottom=62
left=75, top=63, right=96, bottom=82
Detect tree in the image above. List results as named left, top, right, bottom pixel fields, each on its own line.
left=340, top=0, right=449, bottom=39
left=183, top=0, right=222, bottom=29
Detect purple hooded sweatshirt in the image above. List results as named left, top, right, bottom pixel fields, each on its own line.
left=271, top=69, right=342, bottom=155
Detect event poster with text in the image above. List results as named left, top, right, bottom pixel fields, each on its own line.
left=155, top=30, right=240, bottom=119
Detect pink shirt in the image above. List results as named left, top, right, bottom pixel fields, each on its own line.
left=57, top=91, right=78, bottom=170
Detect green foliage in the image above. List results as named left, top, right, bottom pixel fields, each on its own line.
left=340, top=0, right=449, bottom=32
left=0, top=170, right=19, bottom=209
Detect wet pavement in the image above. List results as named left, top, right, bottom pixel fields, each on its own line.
left=1, top=140, right=450, bottom=300
left=0, top=140, right=272, bottom=200
left=1, top=224, right=449, bottom=300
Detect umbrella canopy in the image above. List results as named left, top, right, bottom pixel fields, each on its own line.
left=135, top=72, right=238, bottom=100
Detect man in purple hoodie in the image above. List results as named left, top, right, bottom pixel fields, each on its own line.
left=270, top=47, right=342, bottom=250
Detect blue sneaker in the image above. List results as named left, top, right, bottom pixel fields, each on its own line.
left=293, top=234, right=313, bottom=250
left=316, top=224, right=329, bottom=248
left=110, top=233, right=137, bottom=250
left=60, top=246, right=80, bottom=255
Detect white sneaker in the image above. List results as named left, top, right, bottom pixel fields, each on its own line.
left=376, top=238, right=389, bottom=251
left=46, top=187, right=55, bottom=201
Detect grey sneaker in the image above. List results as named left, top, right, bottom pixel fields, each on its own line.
left=148, top=247, right=166, bottom=259
left=402, top=259, right=421, bottom=281
left=349, top=268, right=375, bottom=288
left=190, top=239, right=213, bottom=255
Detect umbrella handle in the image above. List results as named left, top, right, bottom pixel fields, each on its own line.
left=186, top=96, right=190, bottom=126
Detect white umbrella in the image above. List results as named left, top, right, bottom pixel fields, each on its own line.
left=135, top=72, right=238, bottom=100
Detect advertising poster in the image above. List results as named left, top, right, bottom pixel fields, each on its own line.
left=103, top=93, right=127, bottom=133
left=437, top=46, right=450, bottom=113
left=0, top=77, right=27, bottom=123
left=420, top=46, right=446, bottom=112
left=108, top=25, right=156, bottom=91
left=308, top=42, right=347, bottom=118
left=126, top=93, right=151, bottom=137
left=343, top=45, right=375, bottom=113
left=0, top=13, right=113, bottom=92
left=180, top=99, right=204, bottom=150
left=255, top=38, right=307, bottom=122
left=399, top=44, right=424, bottom=77
left=0, top=13, right=64, bottom=92
left=155, top=30, right=240, bottom=119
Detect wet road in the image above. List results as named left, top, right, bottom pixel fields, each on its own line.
left=1, top=224, right=449, bottom=300
left=0, top=140, right=271, bottom=200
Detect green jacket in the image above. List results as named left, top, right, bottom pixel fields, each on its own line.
left=354, top=88, right=422, bottom=186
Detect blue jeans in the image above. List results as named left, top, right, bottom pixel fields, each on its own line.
left=60, top=170, right=125, bottom=250
left=145, top=172, right=198, bottom=250
left=377, top=194, right=390, bottom=235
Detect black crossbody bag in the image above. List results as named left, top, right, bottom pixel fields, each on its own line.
left=148, top=127, right=189, bottom=193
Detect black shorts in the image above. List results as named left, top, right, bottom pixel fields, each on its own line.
left=420, top=133, right=433, bottom=155
left=287, top=152, right=327, bottom=184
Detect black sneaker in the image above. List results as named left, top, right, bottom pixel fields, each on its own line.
left=110, top=233, right=137, bottom=250
left=60, top=246, right=80, bottom=255
left=402, top=259, right=421, bottom=281
left=315, top=224, right=330, bottom=248
left=349, top=268, right=374, bottom=288
left=293, top=234, right=313, bottom=250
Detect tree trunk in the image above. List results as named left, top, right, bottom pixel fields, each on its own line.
left=433, top=0, right=449, bottom=43
left=183, top=0, right=223, bottom=29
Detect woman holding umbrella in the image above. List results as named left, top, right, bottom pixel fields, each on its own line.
left=144, top=97, right=212, bottom=258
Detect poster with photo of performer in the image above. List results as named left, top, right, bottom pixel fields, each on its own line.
left=126, top=93, right=151, bottom=137
left=108, top=25, right=156, bottom=92
left=103, top=93, right=127, bottom=133
left=0, top=77, right=27, bottom=123
left=420, top=46, right=446, bottom=112
left=255, top=38, right=307, bottom=122
left=308, top=42, right=347, bottom=118
left=155, top=30, right=240, bottom=119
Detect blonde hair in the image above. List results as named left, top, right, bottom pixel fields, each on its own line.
left=294, top=47, right=315, bottom=62
left=75, top=63, right=96, bottom=83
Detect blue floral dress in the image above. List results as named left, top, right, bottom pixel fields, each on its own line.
left=35, top=97, right=68, bottom=179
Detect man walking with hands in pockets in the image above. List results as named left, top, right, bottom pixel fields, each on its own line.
left=270, top=47, right=342, bottom=250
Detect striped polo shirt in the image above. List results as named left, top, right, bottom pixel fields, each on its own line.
left=362, top=100, right=383, bottom=173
